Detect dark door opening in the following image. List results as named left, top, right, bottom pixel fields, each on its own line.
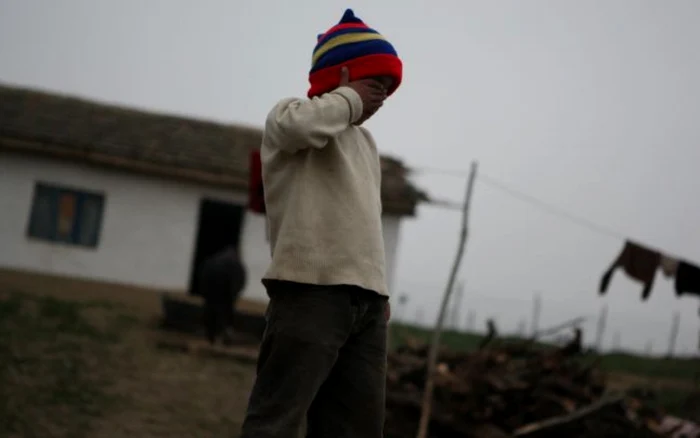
left=189, top=198, right=244, bottom=296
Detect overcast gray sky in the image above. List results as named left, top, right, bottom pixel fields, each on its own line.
left=2, top=0, right=699, bottom=355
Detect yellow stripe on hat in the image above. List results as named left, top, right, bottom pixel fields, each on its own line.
left=312, top=32, right=387, bottom=66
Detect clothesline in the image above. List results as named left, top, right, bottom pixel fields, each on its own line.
left=408, top=165, right=700, bottom=304
left=408, top=166, right=626, bottom=241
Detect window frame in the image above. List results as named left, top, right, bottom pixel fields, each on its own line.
left=26, top=182, right=106, bottom=249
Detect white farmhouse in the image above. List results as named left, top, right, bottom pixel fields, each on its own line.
left=0, top=84, right=424, bottom=311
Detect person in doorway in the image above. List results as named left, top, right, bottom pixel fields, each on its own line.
left=199, top=246, right=247, bottom=345
left=239, top=9, right=401, bottom=438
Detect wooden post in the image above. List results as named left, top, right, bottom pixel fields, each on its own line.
left=612, top=330, right=621, bottom=351
left=415, top=307, right=424, bottom=326
left=530, top=293, right=542, bottom=338
left=466, top=310, right=476, bottom=333
left=667, top=311, right=681, bottom=358
left=517, top=319, right=527, bottom=337
left=416, top=161, right=478, bottom=438
left=449, top=281, right=464, bottom=331
left=645, top=340, right=653, bottom=356
left=595, top=304, right=608, bottom=352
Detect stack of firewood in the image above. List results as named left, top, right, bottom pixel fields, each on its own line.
left=384, top=341, right=664, bottom=437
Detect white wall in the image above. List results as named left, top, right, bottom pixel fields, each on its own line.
left=0, top=151, right=243, bottom=291
left=0, top=151, right=404, bottom=302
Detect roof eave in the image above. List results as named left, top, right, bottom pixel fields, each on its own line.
left=1, top=137, right=420, bottom=217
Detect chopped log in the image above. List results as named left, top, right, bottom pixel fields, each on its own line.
left=513, top=396, right=623, bottom=436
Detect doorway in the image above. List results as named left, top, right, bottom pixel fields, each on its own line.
left=188, top=198, right=244, bottom=296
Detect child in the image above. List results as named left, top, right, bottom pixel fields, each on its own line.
left=240, top=9, right=402, bottom=438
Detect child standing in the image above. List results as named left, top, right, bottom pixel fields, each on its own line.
left=240, top=9, right=402, bottom=438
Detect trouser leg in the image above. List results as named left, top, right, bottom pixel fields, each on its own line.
left=240, top=282, right=355, bottom=438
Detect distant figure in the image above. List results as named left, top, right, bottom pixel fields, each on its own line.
left=479, top=319, right=498, bottom=350
left=198, top=246, right=246, bottom=345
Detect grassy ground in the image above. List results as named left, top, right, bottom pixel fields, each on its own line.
left=0, top=287, right=254, bottom=438
left=1, top=268, right=698, bottom=436
left=390, top=323, right=700, bottom=382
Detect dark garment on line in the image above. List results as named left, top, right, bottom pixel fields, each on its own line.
left=599, top=240, right=660, bottom=301
left=240, top=281, right=389, bottom=438
left=674, top=261, right=700, bottom=298
left=199, top=247, right=247, bottom=344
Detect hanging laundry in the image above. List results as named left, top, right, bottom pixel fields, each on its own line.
left=599, top=240, right=660, bottom=301
left=660, top=255, right=680, bottom=278
left=674, top=261, right=700, bottom=298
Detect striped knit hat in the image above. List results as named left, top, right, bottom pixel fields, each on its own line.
left=308, top=9, right=403, bottom=98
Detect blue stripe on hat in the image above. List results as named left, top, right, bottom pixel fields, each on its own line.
left=311, top=39, right=398, bottom=73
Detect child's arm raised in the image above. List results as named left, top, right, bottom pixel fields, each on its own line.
left=264, top=66, right=385, bottom=153
left=264, top=86, right=363, bottom=153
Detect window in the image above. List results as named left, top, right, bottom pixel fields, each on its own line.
left=27, top=182, right=105, bottom=248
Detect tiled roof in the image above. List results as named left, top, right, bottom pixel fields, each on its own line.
left=0, top=83, right=424, bottom=216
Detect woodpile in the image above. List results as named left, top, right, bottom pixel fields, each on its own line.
left=385, top=340, right=667, bottom=437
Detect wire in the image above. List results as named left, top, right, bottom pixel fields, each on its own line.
left=409, top=166, right=472, bottom=179
left=477, top=173, right=626, bottom=240
left=411, top=165, right=626, bottom=241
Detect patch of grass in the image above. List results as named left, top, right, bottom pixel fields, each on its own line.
left=390, top=323, right=483, bottom=351
left=390, top=323, right=540, bottom=352
left=0, top=291, right=133, bottom=438
left=390, top=323, right=700, bottom=382
left=597, top=353, right=699, bottom=382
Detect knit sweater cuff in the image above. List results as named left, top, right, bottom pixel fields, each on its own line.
left=332, top=86, right=363, bottom=124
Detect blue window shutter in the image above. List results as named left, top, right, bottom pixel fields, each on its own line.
left=27, top=182, right=105, bottom=248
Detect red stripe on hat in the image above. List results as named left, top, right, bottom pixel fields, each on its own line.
left=307, top=54, right=403, bottom=98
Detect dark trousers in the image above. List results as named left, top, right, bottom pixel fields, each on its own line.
left=240, top=281, right=389, bottom=438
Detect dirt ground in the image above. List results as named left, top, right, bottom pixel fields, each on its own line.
left=0, top=269, right=257, bottom=438
left=88, top=329, right=255, bottom=438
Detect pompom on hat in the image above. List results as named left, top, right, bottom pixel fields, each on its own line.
left=308, top=9, right=403, bottom=98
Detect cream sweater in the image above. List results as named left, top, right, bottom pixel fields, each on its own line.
left=260, top=86, right=388, bottom=296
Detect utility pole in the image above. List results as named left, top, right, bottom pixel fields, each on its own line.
left=530, top=293, right=542, bottom=338
left=667, top=311, right=681, bottom=358
left=417, top=161, right=478, bottom=438
left=415, top=307, right=424, bottom=326
left=449, top=281, right=464, bottom=331
left=595, top=304, right=608, bottom=352
left=612, top=330, right=621, bottom=351
left=465, top=310, right=476, bottom=333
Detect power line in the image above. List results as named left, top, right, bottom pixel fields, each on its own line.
left=477, top=173, right=625, bottom=240
left=409, top=165, right=626, bottom=241
left=410, top=166, right=472, bottom=179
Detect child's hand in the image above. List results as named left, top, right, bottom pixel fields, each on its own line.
left=339, top=66, right=386, bottom=124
